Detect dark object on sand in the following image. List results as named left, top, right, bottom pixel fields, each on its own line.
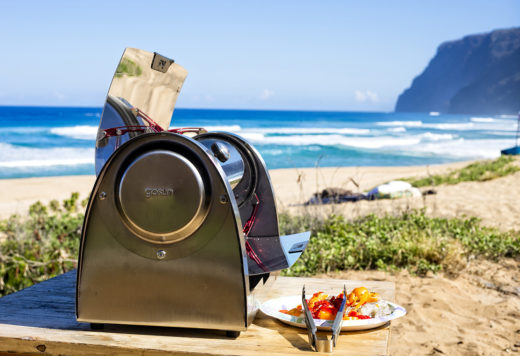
left=306, top=187, right=366, bottom=205
left=422, top=189, right=437, bottom=196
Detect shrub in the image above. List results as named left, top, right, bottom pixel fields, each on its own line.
left=281, top=211, right=520, bottom=276
left=0, top=193, right=86, bottom=296
left=404, top=155, right=519, bottom=187
left=1, top=193, right=519, bottom=296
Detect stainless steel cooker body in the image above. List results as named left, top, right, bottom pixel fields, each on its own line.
left=77, top=132, right=253, bottom=331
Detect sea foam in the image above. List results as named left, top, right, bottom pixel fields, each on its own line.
left=0, top=158, right=93, bottom=168
left=0, top=143, right=94, bottom=167
left=376, top=121, right=423, bottom=127
left=420, top=132, right=455, bottom=141
left=245, top=134, right=422, bottom=149
left=387, top=127, right=406, bottom=133
left=50, top=125, right=98, bottom=140
left=406, top=138, right=504, bottom=159
left=247, top=127, right=370, bottom=135
left=471, top=117, right=495, bottom=123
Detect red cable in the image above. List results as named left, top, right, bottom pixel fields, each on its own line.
left=242, top=194, right=259, bottom=236
left=134, top=108, right=164, bottom=132
left=102, top=106, right=163, bottom=138
left=242, top=195, right=268, bottom=272
left=103, top=125, right=152, bottom=138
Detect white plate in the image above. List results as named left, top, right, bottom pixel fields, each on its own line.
left=260, top=295, right=406, bottom=331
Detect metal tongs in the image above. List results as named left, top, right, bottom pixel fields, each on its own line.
left=302, top=285, right=347, bottom=353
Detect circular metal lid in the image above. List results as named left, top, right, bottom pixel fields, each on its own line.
left=117, top=149, right=208, bottom=244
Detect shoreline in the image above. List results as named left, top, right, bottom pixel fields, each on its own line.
left=2, top=159, right=519, bottom=231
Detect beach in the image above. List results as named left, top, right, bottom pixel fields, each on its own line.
left=1, top=161, right=519, bottom=355
left=2, top=160, right=519, bottom=231
left=271, top=160, right=520, bottom=232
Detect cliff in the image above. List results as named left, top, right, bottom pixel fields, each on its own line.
left=395, top=28, right=520, bottom=115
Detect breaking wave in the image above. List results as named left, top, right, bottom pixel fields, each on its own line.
left=471, top=117, right=495, bottom=123
left=0, top=143, right=94, bottom=168
left=50, top=125, right=98, bottom=140
left=376, top=121, right=423, bottom=127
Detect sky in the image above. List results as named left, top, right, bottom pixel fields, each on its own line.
left=0, top=1, right=519, bottom=112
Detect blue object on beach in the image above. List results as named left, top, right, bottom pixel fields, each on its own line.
left=501, top=112, right=520, bottom=156
left=501, top=146, right=520, bottom=155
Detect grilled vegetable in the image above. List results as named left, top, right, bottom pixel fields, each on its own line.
left=280, top=287, right=380, bottom=320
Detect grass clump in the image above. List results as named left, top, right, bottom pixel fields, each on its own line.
left=404, top=155, right=519, bottom=187
left=0, top=193, right=86, bottom=296
left=281, top=211, right=520, bottom=276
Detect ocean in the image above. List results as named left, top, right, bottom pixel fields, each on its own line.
left=0, top=106, right=517, bottom=179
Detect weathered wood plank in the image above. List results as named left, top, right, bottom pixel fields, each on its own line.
left=0, top=271, right=393, bottom=355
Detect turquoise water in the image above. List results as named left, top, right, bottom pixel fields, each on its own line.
left=0, top=106, right=517, bottom=178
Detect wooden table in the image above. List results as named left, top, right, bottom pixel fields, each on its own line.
left=0, top=271, right=394, bottom=355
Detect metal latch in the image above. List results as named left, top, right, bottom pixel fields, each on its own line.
left=151, top=52, right=174, bottom=73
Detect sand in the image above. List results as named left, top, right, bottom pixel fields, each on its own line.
left=4, top=159, right=516, bottom=227
left=0, top=175, right=95, bottom=219
left=324, top=258, right=520, bottom=355
left=1, top=161, right=519, bottom=355
left=270, top=161, right=520, bottom=232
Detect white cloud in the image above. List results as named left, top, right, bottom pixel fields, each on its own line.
left=259, top=89, right=275, bottom=100
left=354, top=90, right=379, bottom=103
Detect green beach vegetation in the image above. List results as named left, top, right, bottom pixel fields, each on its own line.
left=0, top=193, right=518, bottom=296
left=0, top=193, right=86, bottom=296
left=280, top=212, right=519, bottom=277
left=403, top=155, right=519, bottom=187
